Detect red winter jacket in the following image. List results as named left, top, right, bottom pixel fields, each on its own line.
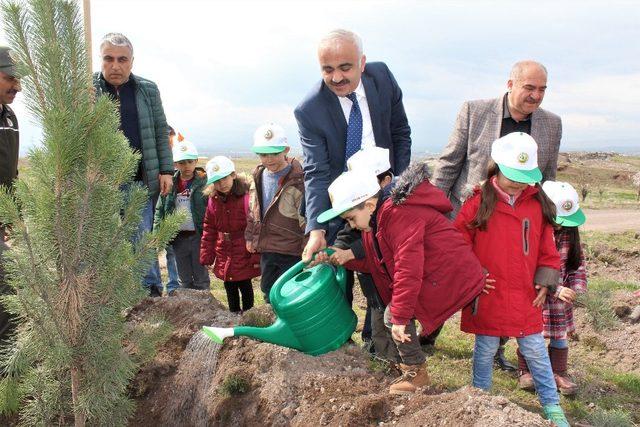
left=345, top=164, right=485, bottom=335
left=200, top=182, right=261, bottom=282
left=453, top=185, right=561, bottom=337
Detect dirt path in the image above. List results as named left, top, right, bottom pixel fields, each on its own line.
left=582, top=208, right=640, bottom=232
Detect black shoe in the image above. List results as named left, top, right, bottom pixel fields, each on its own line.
left=494, top=348, right=518, bottom=372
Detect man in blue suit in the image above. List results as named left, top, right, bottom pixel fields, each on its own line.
left=295, top=29, right=412, bottom=261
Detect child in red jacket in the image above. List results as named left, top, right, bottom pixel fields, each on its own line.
left=200, top=156, right=260, bottom=313
left=453, top=132, right=569, bottom=427
left=516, top=181, right=587, bottom=396
left=317, top=163, right=485, bottom=395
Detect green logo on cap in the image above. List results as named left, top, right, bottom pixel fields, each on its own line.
left=517, top=152, right=529, bottom=164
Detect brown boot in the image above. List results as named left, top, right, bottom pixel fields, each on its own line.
left=549, top=346, right=578, bottom=395
left=516, top=348, right=535, bottom=391
left=389, top=363, right=430, bottom=395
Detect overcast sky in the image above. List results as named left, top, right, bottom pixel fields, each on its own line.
left=3, top=0, right=639, bottom=156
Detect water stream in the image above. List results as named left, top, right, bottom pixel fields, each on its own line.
left=163, top=331, right=222, bottom=426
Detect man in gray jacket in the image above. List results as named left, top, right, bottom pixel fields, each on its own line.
left=431, top=60, right=562, bottom=370
left=432, top=60, right=561, bottom=215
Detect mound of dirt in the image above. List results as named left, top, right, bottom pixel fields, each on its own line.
left=585, top=240, right=640, bottom=284
left=572, top=290, right=640, bottom=374
left=127, top=292, right=550, bottom=426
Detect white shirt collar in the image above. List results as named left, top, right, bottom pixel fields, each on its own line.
left=352, top=79, right=366, bottom=100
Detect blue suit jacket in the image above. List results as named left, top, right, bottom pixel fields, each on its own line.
left=294, top=62, right=412, bottom=240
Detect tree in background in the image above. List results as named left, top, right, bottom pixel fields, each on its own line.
left=0, top=0, right=181, bottom=425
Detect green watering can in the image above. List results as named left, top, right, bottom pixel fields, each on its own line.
left=202, top=250, right=357, bottom=356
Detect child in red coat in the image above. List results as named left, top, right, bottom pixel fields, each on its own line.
left=200, top=156, right=260, bottom=312
left=516, top=181, right=587, bottom=396
left=317, top=162, right=485, bottom=395
left=454, top=132, right=569, bottom=427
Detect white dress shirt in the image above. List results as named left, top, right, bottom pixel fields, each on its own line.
left=338, top=80, right=376, bottom=149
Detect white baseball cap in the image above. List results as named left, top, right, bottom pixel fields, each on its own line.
left=318, top=170, right=380, bottom=223
left=206, top=156, right=235, bottom=185
left=172, top=133, right=199, bottom=162
left=252, top=122, right=288, bottom=154
left=347, top=146, right=391, bottom=176
left=491, top=132, right=542, bottom=184
left=542, top=181, right=586, bottom=227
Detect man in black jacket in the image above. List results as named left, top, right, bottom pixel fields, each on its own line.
left=0, top=45, right=21, bottom=342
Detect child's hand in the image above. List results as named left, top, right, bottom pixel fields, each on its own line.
left=329, top=248, right=355, bottom=266
left=307, top=250, right=330, bottom=267
left=245, top=241, right=255, bottom=253
left=556, top=286, right=577, bottom=303
left=391, top=324, right=412, bottom=343
left=533, top=285, right=548, bottom=307
left=483, top=272, right=496, bottom=294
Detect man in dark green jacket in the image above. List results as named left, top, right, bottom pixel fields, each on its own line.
left=93, top=33, right=173, bottom=296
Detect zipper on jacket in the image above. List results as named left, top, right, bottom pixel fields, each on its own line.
left=522, top=218, right=530, bottom=256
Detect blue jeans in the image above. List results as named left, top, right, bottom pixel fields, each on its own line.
left=136, top=197, right=162, bottom=292
left=473, top=334, right=559, bottom=406
left=165, top=245, right=179, bottom=292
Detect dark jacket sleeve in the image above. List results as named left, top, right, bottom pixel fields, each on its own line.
left=295, top=107, right=332, bottom=234
left=333, top=223, right=365, bottom=259
left=386, top=65, right=412, bottom=176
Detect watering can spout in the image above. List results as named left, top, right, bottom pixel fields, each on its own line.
left=202, top=319, right=301, bottom=350
left=202, top=326, right=234, bottom=344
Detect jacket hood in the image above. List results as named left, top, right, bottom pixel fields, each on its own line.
left=390, top=162, right=452, bottom=214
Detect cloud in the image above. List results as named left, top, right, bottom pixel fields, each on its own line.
left=2, top=0, right=639, bottom=155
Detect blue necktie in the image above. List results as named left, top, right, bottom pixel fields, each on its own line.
left=344, top=92, right=363, bottom=167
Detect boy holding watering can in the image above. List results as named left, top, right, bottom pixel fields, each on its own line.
left=329, top=146, right=394, bottom=352
left=316, top=163, right=485, bottom=394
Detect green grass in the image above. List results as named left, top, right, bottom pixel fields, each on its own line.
left=219, top=373, right=250, bottom=396
left=588, top=277, right=640, bottom=293
left=582, top=230, right=640, bottom=253
left=577, top=289, right=619, bottom=331
left=604, top=371, right=640, bottom=396
left=588, top=409, right=634, bottom=427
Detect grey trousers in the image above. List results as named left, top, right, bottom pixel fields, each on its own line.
left=171, top=231, right=210, bottom=290
left=370, top=306, right=425, bottom=366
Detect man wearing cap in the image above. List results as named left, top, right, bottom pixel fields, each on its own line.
left=432, top=60, right=561, bottom=216
left=0, top=45, right=21, bottom=343
left=295, top=29, right=412, bottom=264
left=429, top=60, right=562, bottom=366
left=93, top=33, right=173, bottom=296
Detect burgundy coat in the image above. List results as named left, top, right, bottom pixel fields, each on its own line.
left=200, top=189, right=261, bottom=282
left=454, top=185, right=561, bottom=337
left=346, top=164, right=485, bottom=335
